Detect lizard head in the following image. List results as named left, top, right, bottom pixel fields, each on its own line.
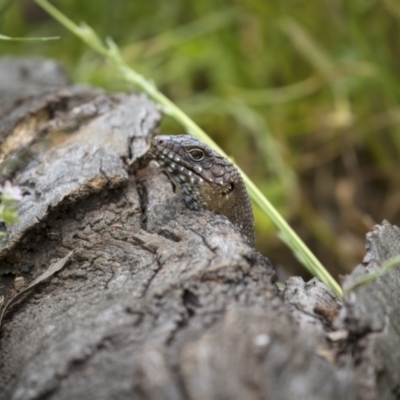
left=150, top=135, right=237, bottom=211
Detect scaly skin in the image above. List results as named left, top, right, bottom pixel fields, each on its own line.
left=150, top=135, right=255, bottom=246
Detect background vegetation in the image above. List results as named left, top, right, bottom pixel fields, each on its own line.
left=2, top=0, right=399, bottom=280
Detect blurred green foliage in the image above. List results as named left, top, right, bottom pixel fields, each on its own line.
left=0, top=181, right=22, bottom=235
left=1, top=0, right=400, bottom=277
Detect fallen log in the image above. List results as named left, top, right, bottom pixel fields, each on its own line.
left=0, top=57, right=399, bottom=400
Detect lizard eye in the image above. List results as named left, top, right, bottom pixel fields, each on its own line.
left=188, top=149, right=205, bottom=161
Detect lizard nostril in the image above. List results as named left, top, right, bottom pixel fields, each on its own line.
left=158, top=139, right=165, bottom=146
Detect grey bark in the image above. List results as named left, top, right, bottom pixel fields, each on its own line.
left=0, top=57, right=399, bottom=400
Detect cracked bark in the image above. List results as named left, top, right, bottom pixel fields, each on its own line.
left=1, top=57, right=400, bottom=400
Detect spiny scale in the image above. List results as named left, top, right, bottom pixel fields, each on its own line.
left=150, top=135, right=255, bottom=246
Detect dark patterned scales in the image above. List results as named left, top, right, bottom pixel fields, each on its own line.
left=150, top=135, right=255, bottom=246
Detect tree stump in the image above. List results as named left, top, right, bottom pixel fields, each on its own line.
left=1, top=57, right=400, bottom=400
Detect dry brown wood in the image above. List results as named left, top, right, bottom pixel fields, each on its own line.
left=1, top=57, right=400, bottom=400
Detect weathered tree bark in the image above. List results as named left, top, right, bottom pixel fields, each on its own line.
left=0, top=57, right=400, bottom=400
